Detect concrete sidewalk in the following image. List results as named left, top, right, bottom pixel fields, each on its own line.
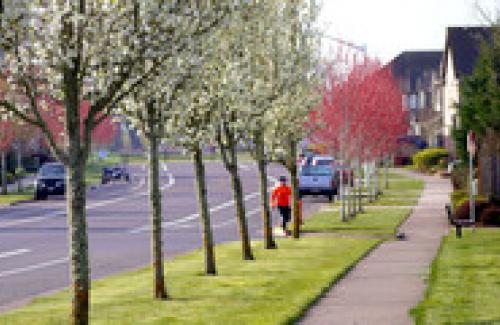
left=300, top=171, right=451, bottom=325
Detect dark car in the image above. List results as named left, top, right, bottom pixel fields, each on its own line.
left=34, top=162, right=65, bottom=200
left=101, top=166, right=130, bottom=184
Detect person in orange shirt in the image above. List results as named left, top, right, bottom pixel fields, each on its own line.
left=271, top=176, right=292, bottom=235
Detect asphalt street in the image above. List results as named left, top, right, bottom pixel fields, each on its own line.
left=0, top=161, right=326, bottom=311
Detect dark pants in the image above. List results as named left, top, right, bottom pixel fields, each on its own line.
left=278, top=206, right=291, bottom=230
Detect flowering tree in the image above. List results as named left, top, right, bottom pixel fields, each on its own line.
left=36, top=100, right=117, bottom=151
left=266, top=0, right=321, bottom=239
left=120, top=0, right=238, bottom=278
left=0, top=119, right=15, bottom=195
left=213, top=23, right=256, bottom=260
left=165, top=62, right=219, bottom=274
left=230, top=0, right=283, bottom=250
left=311, top=60, right=407, bottom=219
left=0, top=2, right=220, bottom=323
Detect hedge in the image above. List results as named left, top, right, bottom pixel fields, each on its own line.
left=412, top=148, right=449, bottom=171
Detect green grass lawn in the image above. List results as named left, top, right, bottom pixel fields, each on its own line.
left=0, top=238, right=379, bottom=325
left=0, top=190, right=34, bottom=205
left=330, top=171, right=424, bottom=208
left=369, top=173, right=424, bottom=207
left=411, top=228, right=500, bottom=325
left=301, top=208, right=412, bottom=236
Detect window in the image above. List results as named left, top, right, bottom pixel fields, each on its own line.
left=300, top=166, right=333, bottom=176
left=425, top=92, right=432, bottom=108
left=409, top=94, right=418, bottom=109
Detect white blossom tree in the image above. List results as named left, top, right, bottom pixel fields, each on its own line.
left=115, top=0, right=237, bottom=295
left=266, top=0, right=321, bottom=239
left=0, top=1, right=232, bottom=323
left=210, top=2, right=260, bottom=261
left=164, top=64, right=220, bottom=275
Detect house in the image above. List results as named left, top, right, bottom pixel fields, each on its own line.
left=439, top=26, right=493, bottom=154
left=440, top=26, right=500, bottom=198
left=389, top=51, right=443, bottom=148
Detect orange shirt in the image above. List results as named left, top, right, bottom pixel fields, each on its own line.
left=271, top=184, right=292, bottom=207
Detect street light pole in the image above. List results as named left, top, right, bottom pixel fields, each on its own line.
left=467, top=131, right=476, bottom=228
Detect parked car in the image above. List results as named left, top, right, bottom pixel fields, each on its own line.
left=101, top=165, right=130, bottom=184
left=34, top=162, right=65, bottom=200
left=298, top=165, right=338, bottom=202
left=332, top=163, right=354, bottom=185
left=312, top=155, right=335, bottom=167
left=298, top=152, right=315, bottom=167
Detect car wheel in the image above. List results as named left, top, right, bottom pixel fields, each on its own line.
left=34, top=191, right=47, bottom=201
left=328, top=194, right=334, bottom=202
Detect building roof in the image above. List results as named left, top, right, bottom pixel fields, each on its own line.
left=389, top=51, right=443, bottom=79
left=388, top=51, right=443, bottom=93
left=444, top=26, right=494, bottom=78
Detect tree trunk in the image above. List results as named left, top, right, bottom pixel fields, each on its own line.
left=255, top=134, right=276, bottom=249
left=289, top=140, right=300, bottom=239
left=340, top=164, right=347, bottom=222
left=229, top=165, right=254, bottom=260
left=219, top=124, right=254, bottom=261
left=368, top=161, right=375, bottom=203
left=357, top=159, right=364, bottom=214
left=67, top=158, right=90, bottom=325
left=351, top=162, right=357, bottom=218
left=348, top=166, right=354, bottom=218
left=146, top=118, right=168, bottom=300
left=17, top=148, right=23, bottom=193
left=193, top=146, right=217, bottom=275
left=384, top=156, right=389, bottom=190
left=1, top=151, right=7, bottom=195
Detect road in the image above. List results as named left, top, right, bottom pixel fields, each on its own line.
left=0, top=161, right=326, bottom=311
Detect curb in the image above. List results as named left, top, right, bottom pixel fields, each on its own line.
left=9, top=200, right=35, bottom=206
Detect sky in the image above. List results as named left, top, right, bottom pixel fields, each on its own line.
left=319, top=0, right=499, bottom=62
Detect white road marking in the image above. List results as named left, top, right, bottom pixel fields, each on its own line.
left=247, top=207, right=261, bottom=216
left=0, top=257, right=68, bottom=279
left=0, top=171, right=175, bottom=229
left=212, top=207, right=261, bottom=229
left=129, top=191, right=261, bottom=234
left=0, top=165, right=281, bottom=279
left=0, top=249, right=31, bottom=260
left=212, top=219, right=235, bottom=229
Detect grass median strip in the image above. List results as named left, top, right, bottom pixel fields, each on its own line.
left=0, top=238, right=379, bottom=325
left=411, top=228, right=500, bottom=325
left=0, top=191, right=34, bottom=206
left=302, top=208, right=412, bottom=236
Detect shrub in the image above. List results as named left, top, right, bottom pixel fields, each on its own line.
left=0, top=172, right=15, bottom=185
left=480, top=207, right=500, bottom=225
left=412, top=148, right=449, bottom=172
left=451, top=190, right=468, bottom=210
left=451, top=165, right=468, bottom=190
left=454, top=199, right=489, bottom=220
